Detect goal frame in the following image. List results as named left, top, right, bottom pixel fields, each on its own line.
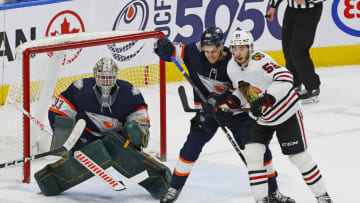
left=20, top=30, right=167, bottom=183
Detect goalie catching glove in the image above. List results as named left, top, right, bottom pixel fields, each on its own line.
left=250, top=92, right=276, bottom=117
left=120, top=117, right=150, bottom=149
left=155, top=38, right=174, bottom=62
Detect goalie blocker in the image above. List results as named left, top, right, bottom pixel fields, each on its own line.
left=35, top=118, right=171, bottom=199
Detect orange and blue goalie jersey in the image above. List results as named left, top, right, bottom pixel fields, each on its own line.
left=48, top=78, right=148, bottom=142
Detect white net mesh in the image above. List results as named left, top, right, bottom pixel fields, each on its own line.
left=0, top=31, right=166, bottom=182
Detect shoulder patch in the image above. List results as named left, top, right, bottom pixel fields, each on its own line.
left=132, top=86, right=141, bottom=95
left=74, top=79, right=84, bottom=90
left=252, top=52, right=265, bottom=61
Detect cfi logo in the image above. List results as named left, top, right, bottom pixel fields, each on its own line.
left=45, top=10, right=85, bottom=64
left=108, top=0, right=149, bottom=62
left=332, top=0, right=360, bottom=37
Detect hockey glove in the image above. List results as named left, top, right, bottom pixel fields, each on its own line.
left=202, top=92, right=228, bottom=113
left=250, top=93, right=276, bottom=117
left=120, top=117, right=150, bottom=149
left=155, top=38, right=175, bottom=62
left=214, top=94, right=242, bottom=120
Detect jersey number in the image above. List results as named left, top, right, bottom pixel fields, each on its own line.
left=52, top=97, right=64, bottom=109
left=262, top=62, right=280, bottom=73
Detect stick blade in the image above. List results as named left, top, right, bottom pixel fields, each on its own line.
left=63, top=119, right=86, bottom=150
left=121, top=170, right=149, bottom=188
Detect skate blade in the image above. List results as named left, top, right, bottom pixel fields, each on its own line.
left=301, top=96, right=319, bottom=104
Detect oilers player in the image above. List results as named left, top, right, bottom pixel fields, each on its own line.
left=155, top=27, right=294, bottom=203
left=226, top=30, right=333, bottom=203
left=34, top=57, right=171, bottom=199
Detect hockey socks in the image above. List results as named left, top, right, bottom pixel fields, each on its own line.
left=289, top=151, right=327, bottom=197
left=248, top=169, right=268, bottom=201
left=170, top=155, right=195, bottom=189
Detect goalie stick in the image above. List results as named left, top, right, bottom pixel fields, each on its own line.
left=170, top=56, right=246, bottom=165
left=74, top=150, right=149, bottom=191
left=0, top=119, right=85, bottom=169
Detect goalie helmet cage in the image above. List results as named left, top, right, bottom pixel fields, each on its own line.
left=7, top=30, right=167, bottom=183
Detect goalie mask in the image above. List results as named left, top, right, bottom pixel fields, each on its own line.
left=93, top=57, right=118, bottom=97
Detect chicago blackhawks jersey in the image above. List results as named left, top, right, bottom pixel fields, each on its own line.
left=227, top=51, right=300, bottom=126
left=48, top=78, right=149, bottom=137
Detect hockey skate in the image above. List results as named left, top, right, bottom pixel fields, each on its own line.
left=160, top=187, right=181, bottom=203
left=297, top=88, right=320, bottom=104
left=316, top=192, right=333, bottom=203
left=269, top=190, right=295, bottom=203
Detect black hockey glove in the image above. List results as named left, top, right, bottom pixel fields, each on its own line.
left=250, top=93, right=276, bottom=117
left=213, top=94, right=242, bottom=120
left=203, top=92, right=241, bottom=121
left=202, top=92, right=227, bottom=113
left=154, top=38, right=175, bottom=62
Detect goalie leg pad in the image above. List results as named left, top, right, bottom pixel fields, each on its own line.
left=34, top=139, right=112, bottom=196
left=102, top=131, right=171, bottom=199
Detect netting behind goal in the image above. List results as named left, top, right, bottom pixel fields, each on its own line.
left=0, top=30, right=167, bottom=183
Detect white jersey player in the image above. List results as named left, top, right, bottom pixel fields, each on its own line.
left=227, top=47, right=299, bottom=126
left=227, top=30, right=333, bottom=203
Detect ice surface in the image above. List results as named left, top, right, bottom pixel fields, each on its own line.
left=0, top=65, right=359, bottom=203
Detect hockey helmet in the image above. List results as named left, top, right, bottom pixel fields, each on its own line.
left=93, top=57, right=118, bottom=97
left=230, top=30, right=254, bottom=48
left=200, top=27, right=225, bottom=48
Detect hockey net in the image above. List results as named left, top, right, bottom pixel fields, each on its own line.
left=0, top=30, right=167, bottom=183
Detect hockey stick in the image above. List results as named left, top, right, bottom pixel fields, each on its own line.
left=178, top=85, right=200, bottom=112
left=74, top=150, right=149, bottom=191
left=170, top=56, right=246, bottom=165
left=0, top=119, right=85, bottom=169
left=12, top=103, right=53, bottom=136
left=178, top=85, right=250, bottom=113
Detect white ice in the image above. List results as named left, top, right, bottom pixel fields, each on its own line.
left=0, top=65, right=359, bottom=203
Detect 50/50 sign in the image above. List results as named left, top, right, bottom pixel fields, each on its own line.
left=172, top=0, right=282, bottom=44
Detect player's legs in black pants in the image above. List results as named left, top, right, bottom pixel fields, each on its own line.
left=282, top=4, right=323, bottom=92
left=161, top=113, right=219, bottom=202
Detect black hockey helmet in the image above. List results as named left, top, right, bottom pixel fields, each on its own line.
left=200, top=27, right=225, bottom=48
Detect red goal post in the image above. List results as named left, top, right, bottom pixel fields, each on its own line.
left=6, top=30, right=167, bottom=183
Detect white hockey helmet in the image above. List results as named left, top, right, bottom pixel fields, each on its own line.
left=93, top=57, right=118, bottom=97
left=229, top=30, right=254, bottom=50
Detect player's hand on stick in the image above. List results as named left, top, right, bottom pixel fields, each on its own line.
left=250, top=93, right=276, bottom=117
left=155, top=38, right=174, bottom=62
left=214, top=94, right=242, bottom=120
